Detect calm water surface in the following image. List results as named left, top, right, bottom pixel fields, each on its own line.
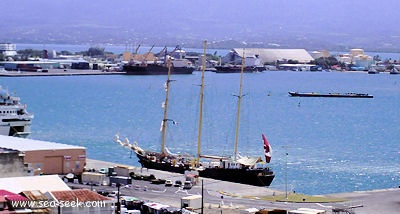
left=2, top=71, right=399, bottom=195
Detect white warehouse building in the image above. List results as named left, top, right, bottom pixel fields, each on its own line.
left=220, top=48, right=314, bottom=65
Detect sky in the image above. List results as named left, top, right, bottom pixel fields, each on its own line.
left=1, top=0, right=400, bottom=51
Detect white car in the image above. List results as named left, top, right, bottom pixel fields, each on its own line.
left=165, top=180, right=173, bottom=187
left=107, top=190, right=118, bottom=198
left=99, top=168, right=108, bottom=174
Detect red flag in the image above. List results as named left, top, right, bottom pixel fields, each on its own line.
left=262, top=134, right=272, bottom=163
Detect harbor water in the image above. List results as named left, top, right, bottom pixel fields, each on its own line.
left=2, top=71, right=399, bottom=195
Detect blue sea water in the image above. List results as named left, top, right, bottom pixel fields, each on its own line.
left=2, top=71, right=400, bottom=195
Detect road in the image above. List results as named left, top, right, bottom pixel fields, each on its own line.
left=69, top=176, right=332, bottom=213
left=80, top=159, right=400, bottom=213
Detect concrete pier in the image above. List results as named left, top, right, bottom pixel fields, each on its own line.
left=83, top=159, right=400, bottom=213
left=0, top=68, right=124, bottom=77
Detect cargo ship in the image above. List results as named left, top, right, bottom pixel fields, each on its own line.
left=123, top=62, right=194, bottom=75
left=123, top=45, right=195, bottom=75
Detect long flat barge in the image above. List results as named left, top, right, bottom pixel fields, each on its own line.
left=288, top=91, right=373, bottom=98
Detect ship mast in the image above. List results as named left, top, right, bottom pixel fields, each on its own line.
left=161, top=57, right=172, bottom=155
left=196, top=40, right=207, bottom=165
left=234, top=50, right=245, bottom=161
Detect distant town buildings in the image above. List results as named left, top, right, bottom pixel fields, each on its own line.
left=2, top=43, right=400, bottom=73
left=310, top=50, right=330, bottom=59
left=337, top=48, right=374, bottom=70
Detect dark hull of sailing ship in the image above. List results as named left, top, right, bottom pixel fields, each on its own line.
left=135, top=152, right=275, bottom=186
left=136, top=152, right=190, bottom=174
left=123, top=64, right=194, bottom=75
left=198, top=167, right=274, bottom=187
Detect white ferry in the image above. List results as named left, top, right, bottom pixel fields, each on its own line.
left=0, top=86, right=33, bottom=137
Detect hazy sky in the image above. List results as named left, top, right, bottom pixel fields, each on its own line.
left=2, top=0, right=400, bottom=50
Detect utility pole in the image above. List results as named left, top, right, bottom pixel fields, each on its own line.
left=116, top=183, right=121, bottom=213
left=201, top=180, right=204, bottom=214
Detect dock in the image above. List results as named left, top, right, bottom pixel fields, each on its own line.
left=85, top=159, right=281, bottom=198
left=0, top=68, right=125, bottom=77
left=83, top=159, right=400, bottom=214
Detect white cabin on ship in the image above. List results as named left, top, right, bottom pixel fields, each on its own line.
left=0, top=86, right=33, bottom=137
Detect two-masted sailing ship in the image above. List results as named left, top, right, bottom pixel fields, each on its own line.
left=115, top=41, right=275, bottom=187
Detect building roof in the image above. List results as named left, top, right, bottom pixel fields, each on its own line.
left=143, top=202, right=169, bottom=210
left=0, top=135, right=85, bottom=152
left=0, top=190, right=28, bottom=201
left=20, top=190, right=52, bottom=212
left=181, top=195, right=202, bottom=200
left=20, top=190, right=48, bottom=201
left=232, top=48, right=314, bottom=63
left=120, top=196, right=140, bottom=202
left=48, top=189, right=112, bottom=202
left=0, top=147, right=20, bottom=154
left=0, top=175, right=70, bottom=193
left=2, top=61, right=60, bottom=65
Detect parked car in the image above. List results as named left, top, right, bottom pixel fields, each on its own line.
left=151, top=178, right=166, bottom=185
left=107, top=190, right=119, bottom=198
left=183, top=181, right=192, bottom=189
left=174, top=180, right=182, bottom=187
left=165, top=180, right=173, bottom=187
left=99, top=168, right=108, bottom=174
